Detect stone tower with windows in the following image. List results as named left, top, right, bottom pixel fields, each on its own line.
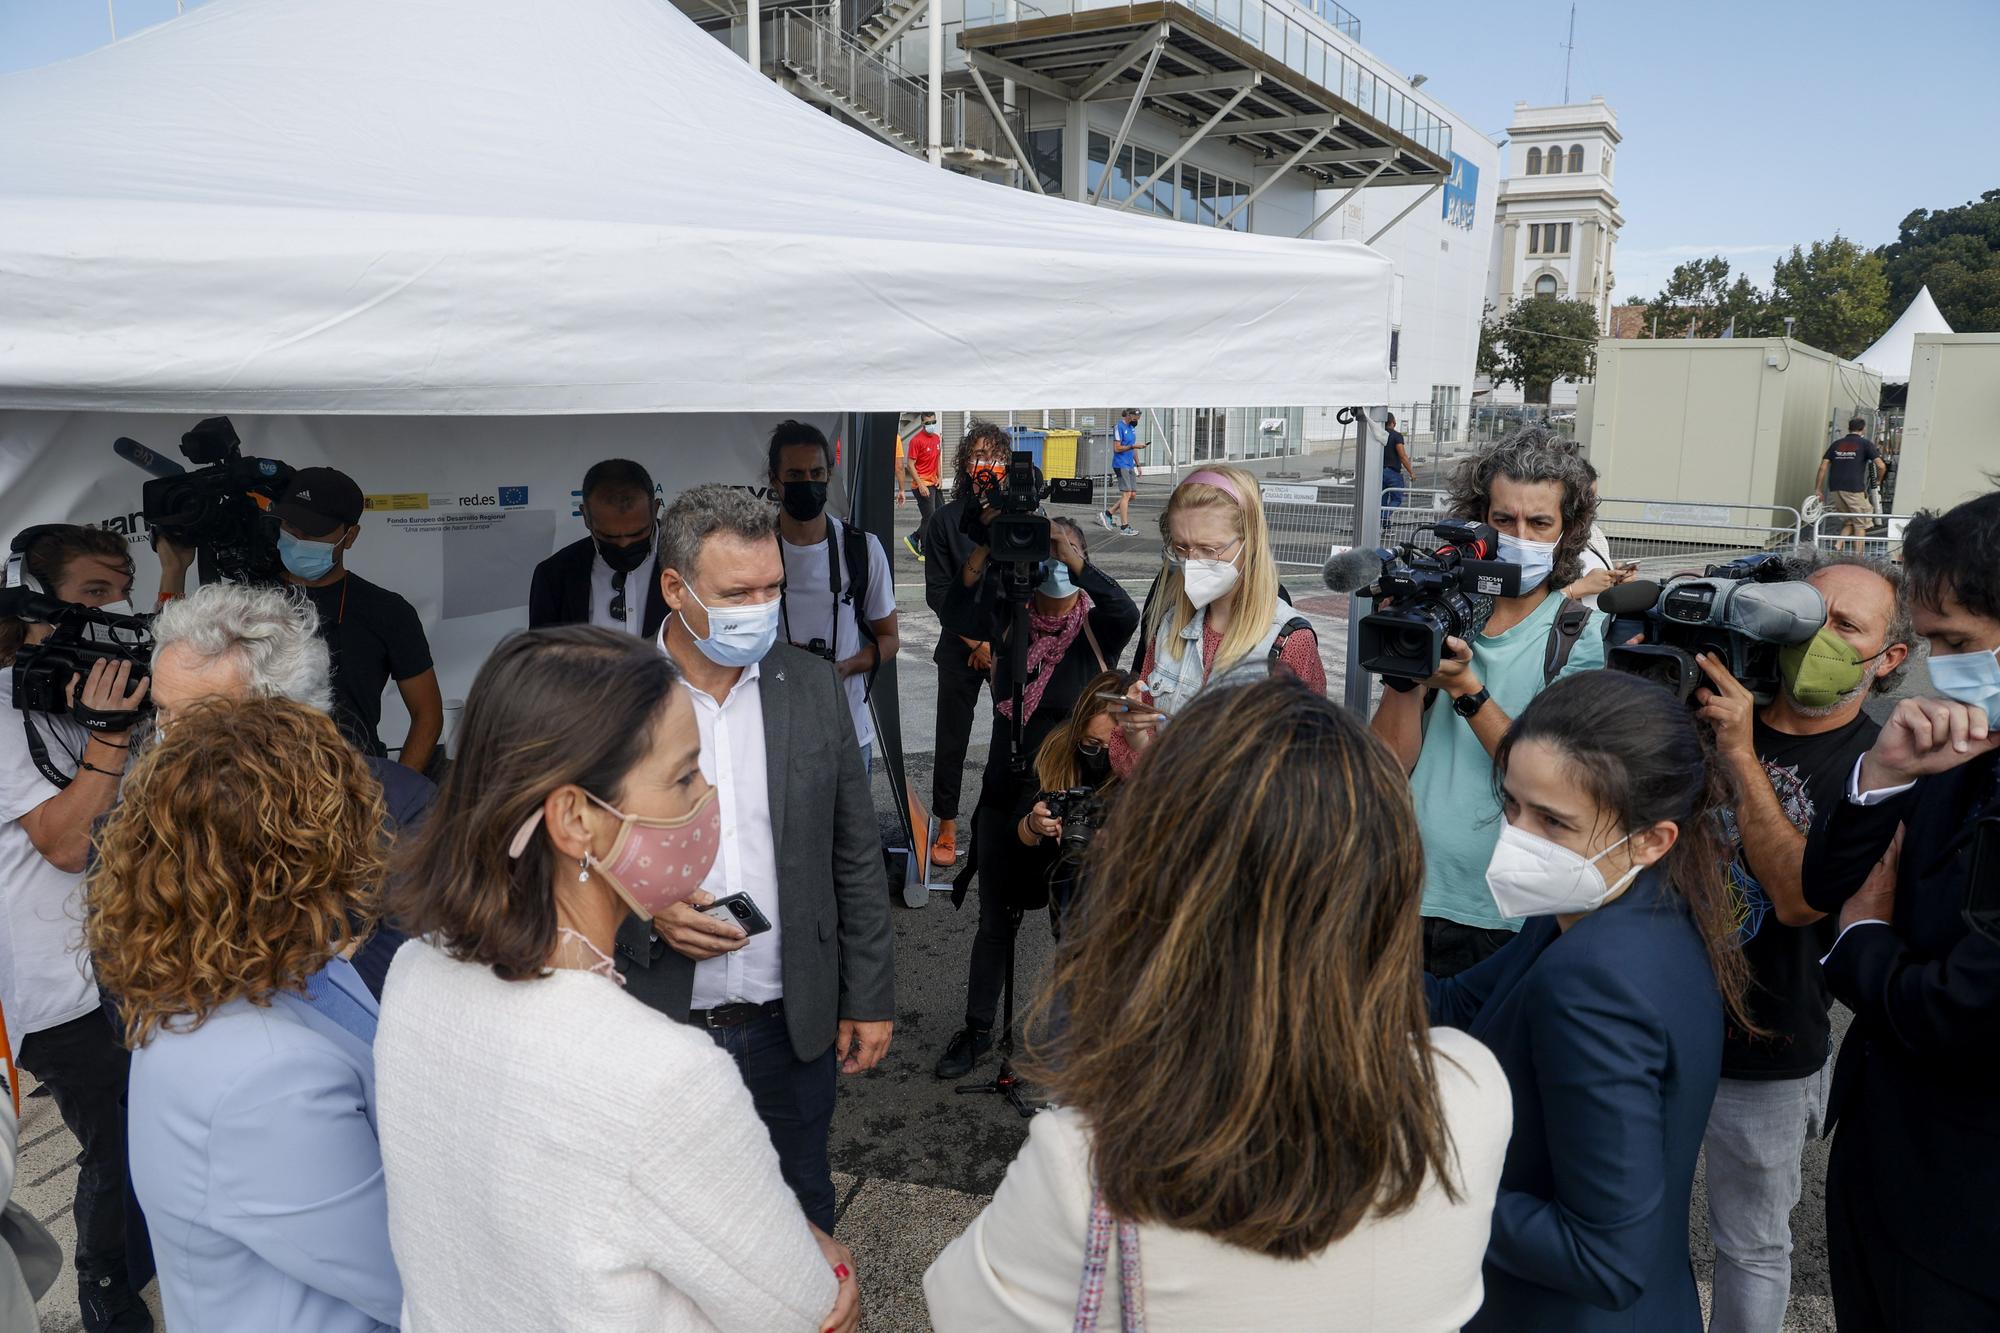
left=1487, top=97, right=1622, bottom=330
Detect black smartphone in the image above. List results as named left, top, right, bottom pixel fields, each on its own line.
left=700, top=892, right=773, bottom=938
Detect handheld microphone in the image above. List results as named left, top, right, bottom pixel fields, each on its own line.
left=1597, top=579, right=1664, bottom=616
left=114, top=437, right=187, bottom=479
left=1323, top=547, right=1389, bottom=595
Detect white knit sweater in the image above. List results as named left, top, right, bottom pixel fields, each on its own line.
left=374, top=940, right=837, bottom=1332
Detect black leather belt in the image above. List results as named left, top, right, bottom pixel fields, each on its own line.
left=689, top=999, right=784, bottom=1030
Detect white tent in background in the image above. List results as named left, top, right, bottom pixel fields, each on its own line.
left=0, top=0, right=1392, bottom=413
left=1854, top=286, right=1954, bottom=385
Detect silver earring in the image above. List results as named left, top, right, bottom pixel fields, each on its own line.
left=578, top=853, right=593, bottom=882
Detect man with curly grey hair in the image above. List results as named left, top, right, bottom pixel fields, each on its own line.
left=149, top=582, right=435, bottom=995
left=1372, top=425, right=1608, bottom=976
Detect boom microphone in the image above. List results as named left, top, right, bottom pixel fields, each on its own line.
left=1324, top=547, right=1389, bottom=594
left=1597, top=579, right=1664, bottom=616
left=114, top=437, right=187, bottom=479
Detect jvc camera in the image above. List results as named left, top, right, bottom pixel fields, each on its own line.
left=1357, top=520, right=1523, bottom=681
left=1606, top=553, right=1825, bottom=704
left=1038, top=785, right=1109, bottom=863
left=969, top=451, right=1095, bottom=571
left=119, top=417, right=294, bottom=585
left=5, top=591, right=153, bottom=717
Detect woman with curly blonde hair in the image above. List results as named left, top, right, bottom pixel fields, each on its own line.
left=86, top=696, right=400, bottom=1333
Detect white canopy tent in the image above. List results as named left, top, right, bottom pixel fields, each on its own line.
left=1854, top=285, right=1954, bottom=385
left=0, top=0, right=1392, bottom=414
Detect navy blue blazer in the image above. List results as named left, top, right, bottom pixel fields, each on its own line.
left=1427, top=869, right=1722, bottom=1332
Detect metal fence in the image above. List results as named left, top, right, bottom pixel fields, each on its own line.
left=1811, top=509, right=1917, bottom=560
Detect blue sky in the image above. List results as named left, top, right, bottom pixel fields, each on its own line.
left=5, top=0, right=1996, bottom=304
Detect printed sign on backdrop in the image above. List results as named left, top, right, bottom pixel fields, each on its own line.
left=0, top=410, right=848, bottom=748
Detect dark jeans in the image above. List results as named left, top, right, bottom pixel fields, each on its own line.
left=1381, top=466, right=1408, bottom=531
left=1827, top=1115, right=2000, bottom=1330
left=18, top=1011, right=132, bottom=1288
left=1422, top=916, right=1515, bottom=978
left=913, top=487, right=939, bottom=529
left=706, top=1011, right=839, bottom=1233
left=931, top=662, right=987, bottom=823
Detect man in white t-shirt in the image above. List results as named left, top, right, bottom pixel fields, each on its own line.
left=0, top=524, right=154, bottom=1332
left=768, top=420, right=899, bottom=774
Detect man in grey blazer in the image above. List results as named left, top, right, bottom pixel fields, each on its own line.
left=616, top=483, right=895, bottom=1232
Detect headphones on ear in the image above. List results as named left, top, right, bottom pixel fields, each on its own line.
left=5, top=525, right=74, bottom=596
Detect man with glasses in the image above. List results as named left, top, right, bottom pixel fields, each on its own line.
left=529, top=459, right=667, bottom=638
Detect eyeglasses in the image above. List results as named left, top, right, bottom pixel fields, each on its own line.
left=1163, top=537, right=1243, bottom=563
left=609, top=569, right=627, bottom=623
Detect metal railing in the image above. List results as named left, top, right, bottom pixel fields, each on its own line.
left=1595, top=498, right=1806, bottom=575
left=767, top=11, right=1023, bottom=165
left=1256, top=482, right=1450, bottom=568
left=1812, top=510, right=1916, bottom=560
left=963, top=0, right=1446, bottom=156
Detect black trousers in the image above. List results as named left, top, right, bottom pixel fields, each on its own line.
left=913, top=487, right=939, bottom=530
left=1827, top=1115, right=2000, bottom=1330
left=931, top=662, right=987, bottom=823
left=18, top=1011, right=132, bottom=1288
left=1421, top=916, right=1516, bottom=978
left=964, top=804, right=1061, bottom=1032
left=706, top=1011, right=839, bottom=1234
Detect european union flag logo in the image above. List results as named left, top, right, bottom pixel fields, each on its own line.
left=497, top=486, right=529, bottom=508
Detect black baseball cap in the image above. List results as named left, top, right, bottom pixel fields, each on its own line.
left=273, top=467, right=365, bottom=537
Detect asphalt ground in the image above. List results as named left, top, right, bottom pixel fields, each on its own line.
left=23, top=479, right=1924, bottom=1331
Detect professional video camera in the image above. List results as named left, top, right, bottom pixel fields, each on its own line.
left=1603, top=552, right=1826, bottom=704
left=1038, top=785, right=1109, bottom=863
left=1325, top=520, right=1523, bottom=681
left=117, top=417, right=294, bottom=585
left=967, top=450, right=1096, bottom=576
left=1, top=587, right=152, bottom=717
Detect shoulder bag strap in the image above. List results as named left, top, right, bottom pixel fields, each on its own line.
left=1543, top=597, right=1591, bottom=687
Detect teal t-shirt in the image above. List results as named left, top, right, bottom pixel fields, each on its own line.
left=1412, top=591, right=1607, bottom=932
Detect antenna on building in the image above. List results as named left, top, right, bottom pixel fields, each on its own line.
left=1561, top=3, right=1577, bottom=103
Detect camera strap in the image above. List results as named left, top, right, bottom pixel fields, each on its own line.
left=21, top=712, right=74, bottom=791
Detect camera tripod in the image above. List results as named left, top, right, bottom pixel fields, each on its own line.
left=955, top=557, right=1042, bottom=1120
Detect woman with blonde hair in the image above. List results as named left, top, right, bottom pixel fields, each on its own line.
left=1115, top=465, right=1324, bottom=768
left=926, top=677, right=1509, bottom=1329
left=87, top=696, right=402, bottom=1333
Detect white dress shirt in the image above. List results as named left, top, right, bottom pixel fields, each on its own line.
left=657, top=629, right=784, bottom=1007
left=589, top=546, right=656, bottom=637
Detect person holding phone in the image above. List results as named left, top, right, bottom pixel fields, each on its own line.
left=932, top=516, right=1139, bottom=1080
left=376, top=627, right=860, bottom=1333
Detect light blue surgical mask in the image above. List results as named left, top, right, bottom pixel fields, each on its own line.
left=1497, top=533, right=1559, bottom=595
left=684, top=587, right=782, bottom=668
left=1927, top=644, right=2000, bottom=727
left=278, top=528, right=341, bottom=581
left=1039, top=561, right=1077, bottom=599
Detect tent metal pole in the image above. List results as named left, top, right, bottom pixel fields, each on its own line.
left=927, top=0, right=944, bottom=166
left=747, top=0, right=761, bottom=72
left=1365, top=181, right=1443, bottom=246
left=1219, top=126, right=1328, bottom=228
left=1111, top=80, right=1255, bottom=214
left=1087, top=41, right=1163, bottom=205
left=1295, top=158, right=1388, bottom=239
left=1344, top=409, right=1385, bottom=714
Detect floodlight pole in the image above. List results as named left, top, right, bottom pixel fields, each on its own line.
left=1344, top=409, right=1385, bottom=715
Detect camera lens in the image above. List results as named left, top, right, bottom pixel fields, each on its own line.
left=730, top=901, right=748, bottom=918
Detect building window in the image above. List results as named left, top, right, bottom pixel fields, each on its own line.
left=1603, top=148, right=1613, bottom=180
left=1088, top=133, right=1245, bottom=230
left=1568, top=144, right=1584, bottom=173
left=1026, top=128, right=1062, bottom=196
left=1389, top=329, right=1401, bottom=380
left=1526, top=147, right=1542, bottom=175
left=1544, top=146, right=1561, bottom=174
left=1535, top=274, right=1559, bottom=297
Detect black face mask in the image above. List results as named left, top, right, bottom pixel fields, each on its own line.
left=594, top=528, right=653, bottom=573
left=781, top=480, right=830, bottom=523
left=1078, top=742, right=1112, bottom=786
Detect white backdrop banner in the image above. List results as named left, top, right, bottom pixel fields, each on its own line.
left=0, top=410, right=848, bottom=750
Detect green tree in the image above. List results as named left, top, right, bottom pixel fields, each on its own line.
left=1875, top=189, right=2000, bottom=332
left=1768, top=235, right=1891, bottom=358
left=1483, top=296, right=1601, bottom=403
left=1641, top=257, right=1778, bottom=339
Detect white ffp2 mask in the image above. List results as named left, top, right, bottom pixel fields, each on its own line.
left=1485, top=820, right=1641, bottom=919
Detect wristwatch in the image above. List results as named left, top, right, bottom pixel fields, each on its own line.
left=1452, top=688, right=1491, bottom=720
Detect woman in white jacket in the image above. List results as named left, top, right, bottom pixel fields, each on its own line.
left=374, top=627, right=856, bottom=1333
left=926, top=677, right=1511, bottom=1331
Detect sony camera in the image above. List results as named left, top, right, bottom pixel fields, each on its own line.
left=1605, top=553, right=1825, bottom=704
left=3, top=589, right=153, bottom=717
left=968, top=451, right=1096, bottom=573
left=118, top=417, right=294, bottom=585
left=1038, top=785, right=1109, bottom=863
left=1353, top=520, right=1523, bottom=681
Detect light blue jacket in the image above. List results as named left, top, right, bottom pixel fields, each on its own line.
left=128, top=958, right=401, bottom=1332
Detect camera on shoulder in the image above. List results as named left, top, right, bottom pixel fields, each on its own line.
left=1604, top=552, right=1825, bottom=704
left=116, top=416, right=295, bottom=585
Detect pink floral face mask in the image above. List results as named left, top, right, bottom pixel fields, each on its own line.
left=509, top=787, right=720, bottom=919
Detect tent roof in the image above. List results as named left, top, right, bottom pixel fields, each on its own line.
left=0, top=0, right=1391, bottom=415
left=1854, top=286, right=1954, bottom=385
